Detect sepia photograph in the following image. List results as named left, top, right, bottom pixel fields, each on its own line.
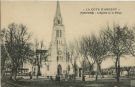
left=1, top=0, right=135, bottom=87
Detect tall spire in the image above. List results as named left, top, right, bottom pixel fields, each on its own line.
left=54, top=0, right=62, bottom=25
left=55, top=0, right=61, bottom=17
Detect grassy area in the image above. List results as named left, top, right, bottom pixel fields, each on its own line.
left=2, top=78, right=132, bottom=87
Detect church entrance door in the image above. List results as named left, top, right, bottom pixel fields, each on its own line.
left=57, top=64, right=62, bottom=75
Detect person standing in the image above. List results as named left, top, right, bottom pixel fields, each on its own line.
left=29, top=71, right=32, bottom=79
left=82, top=75, right=85, bottom=81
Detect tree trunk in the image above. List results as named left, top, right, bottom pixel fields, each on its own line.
left=115, top=60, right=118, bottom=79
left=82, top=60, right=85, bottom=75
left=95, top=62, right=99, bottom=81
left=96, top=73, right=98, bottom=81
left=14, top=71, right=17, bottom=80
left=10, top=69, right=13, bottom=79
left=97, top=63, right=104, bottom=78
left=1, top=57, right=6, bottom=80
left=116, top=55, right=120, bottom=83
left=1, top=69, right=6, bottom=80
left=37, top=64, right=41, bottom=78
left=118, top=57, right=120, bottom=83
left=127, top=71, right=130, bottom=78
left=13, top=67, right=18, bottom=80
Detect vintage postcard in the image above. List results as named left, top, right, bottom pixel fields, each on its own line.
left=1, top=0, right=135, bottom=87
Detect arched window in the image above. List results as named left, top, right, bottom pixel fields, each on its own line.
left=60, top=30, right=62, bottom=37
left=58, top=20, right=60, bottom=24
left=57, top=56, right=59, bottom=61
left=57, top=64, right=62, bottom=75
left=56, top=30, right=62, bottom=37
left=57, top=40, right=59, bottom=44
left=47, top=65, right=49, bottom=71
left=56, top=30, right=59, bottom=37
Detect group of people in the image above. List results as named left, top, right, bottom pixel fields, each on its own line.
left=49, top=74, right=61, bottom=86
left=49, top=74, right=86, bottom=82
left=29, top=71, right=86, bottom=82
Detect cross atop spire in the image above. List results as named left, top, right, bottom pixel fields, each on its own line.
left=54, top=0, right=63, bottom=25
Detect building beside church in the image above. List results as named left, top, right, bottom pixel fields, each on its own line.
left=45, top=1, right=69, bottom=77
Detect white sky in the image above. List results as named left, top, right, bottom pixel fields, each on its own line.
left=1, top=1, right=135, bottom=68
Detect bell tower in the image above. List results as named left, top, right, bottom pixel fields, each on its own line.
left=47, top=1, right=67, bottom=76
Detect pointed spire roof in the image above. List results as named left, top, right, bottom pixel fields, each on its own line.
left=55, top=0, right=61, bottom=17
left=54, top=0, right=63, bottom=25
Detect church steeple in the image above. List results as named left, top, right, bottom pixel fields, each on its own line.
left=55, top=1, right=61, bottom=17
left=54, top=1, right=62, bottom=25
left=47, top=0, right=67, bottom=76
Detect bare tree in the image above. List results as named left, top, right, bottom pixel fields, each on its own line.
left=77, top=33, right=110, bottom=81
left=77, top=37, right=95, bottom=76
left=1, top=29, right=10, bottom=79
left=67, top=41, right=79, bottom=78
left=102, top=24, right=135, bottom=83
left=2, top=23, right=33, bottom=80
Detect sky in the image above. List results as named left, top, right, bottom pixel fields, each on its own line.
left=1, top=1, right=135, bottom=68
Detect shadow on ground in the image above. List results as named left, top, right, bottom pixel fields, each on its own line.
left=2, top=78, right=131, bottom=87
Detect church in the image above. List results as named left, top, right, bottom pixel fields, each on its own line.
left=45, top=1, right=71, bottom=77
left=22, top=1, right=76, bottom=78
